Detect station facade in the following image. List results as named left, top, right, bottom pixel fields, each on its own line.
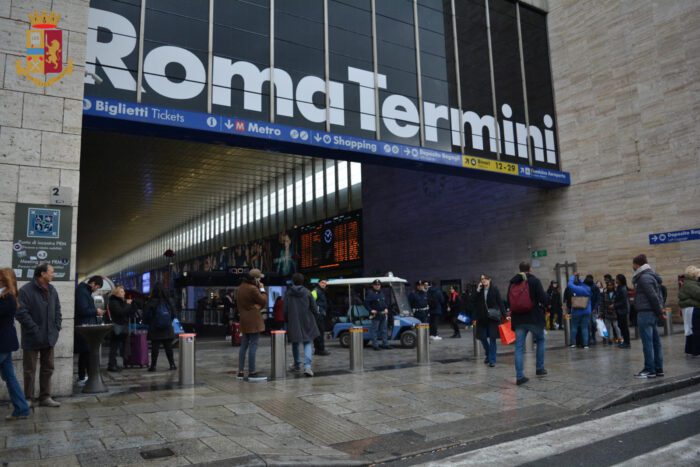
left=0, top=0, right=698, bottom=396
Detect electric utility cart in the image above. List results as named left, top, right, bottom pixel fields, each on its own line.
left=328, top=275, right=421, bottom=348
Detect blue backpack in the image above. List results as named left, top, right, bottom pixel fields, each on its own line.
left=152, top=302, right=171, bottom=331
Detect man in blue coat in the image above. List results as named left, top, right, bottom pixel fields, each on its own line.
left=567, top=273, right=593, bottom=348
left=74, top=276, right=105, bottom=385
left=427, top=281, right=445, bottom=340
left=365, top=279, right=389, bottom=350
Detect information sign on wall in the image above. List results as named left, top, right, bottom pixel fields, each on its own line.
left=12, top=203, right=73, bottom=281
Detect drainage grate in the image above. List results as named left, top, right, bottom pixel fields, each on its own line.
left=140, top=447, right=175, bottom=460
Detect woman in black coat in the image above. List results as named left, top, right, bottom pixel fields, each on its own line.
left=0, top=268, right=31, bottom=420
left=471, top=274, right=506, bottom=367
left=143, top=283, right=176, bottom=371
left=107, top=285, right=134, bottom=371
left=614, top=274, right=631, bottom=348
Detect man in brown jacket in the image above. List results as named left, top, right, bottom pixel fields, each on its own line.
left=236, top=269, right=268, bottom=380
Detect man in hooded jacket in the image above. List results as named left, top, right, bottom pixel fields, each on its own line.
left=632, top=254, right=664, bottom=378
left=285, top=273, right=319, bottom=377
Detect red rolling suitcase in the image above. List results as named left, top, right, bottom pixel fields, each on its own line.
left=230, top=322, right=241, bottom=347
left=124, top=331, right=149, bottom=368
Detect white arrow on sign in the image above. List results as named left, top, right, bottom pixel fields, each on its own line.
left=314, top=134, right=322, bottom=142
left=651, top=235, right=658, bottom=242
left=224, top=120, right=233, bottom=130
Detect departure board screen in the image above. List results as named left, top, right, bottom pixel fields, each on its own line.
left=299, top=211, right=362, bottom=271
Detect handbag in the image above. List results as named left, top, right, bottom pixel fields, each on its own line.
left=457, top=312, right=471, bottom=325
left=571, top=296, right=590, bottom=309
left=498, top=320, right=516, bottom=345
left=487, top=307, right=501, bottom=322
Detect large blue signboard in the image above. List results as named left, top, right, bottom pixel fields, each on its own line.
left=83, top=1, right=570, bottom=187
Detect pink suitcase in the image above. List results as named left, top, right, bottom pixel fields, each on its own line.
left=124, top=331, right=149, bottom=368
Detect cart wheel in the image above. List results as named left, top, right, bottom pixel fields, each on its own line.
left=400, top=330, right=417, bottom=348
left=339, top=331, right=350, bottom=348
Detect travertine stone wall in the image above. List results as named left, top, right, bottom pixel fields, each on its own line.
left=363, top=0, right=700, bottom=303
left=0, top=0, right=88, bottom=398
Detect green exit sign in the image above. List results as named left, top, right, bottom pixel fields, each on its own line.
left=532, top=249, right=547, bottom=258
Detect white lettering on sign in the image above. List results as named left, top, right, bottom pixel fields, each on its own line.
left=86, top=8, right=558, bottom=165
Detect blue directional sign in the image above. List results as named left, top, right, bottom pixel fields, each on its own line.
left=649, top=228, right=700, bottom=245
left=82, top=96, right=571, bottom=188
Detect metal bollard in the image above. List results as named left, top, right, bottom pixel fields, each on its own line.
left=349, top=327, right=364, bottom=372
left=270, top=331, right=286, bottom=380
left=178, top=333, right=196, bottom=385
left=416, top=323, right=430, bottom=364
left=472, top=323, right=482, bottom=359
left=564, top=314, right=571, bottom=347
left=663, top=308, right=673, bottom=336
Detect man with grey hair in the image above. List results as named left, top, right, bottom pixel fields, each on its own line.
left=16, top=263, right=62, bottom=407
left=632, top=254, right=664, bottom=379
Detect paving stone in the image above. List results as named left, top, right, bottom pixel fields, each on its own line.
left=0, top=445, right=40, bottom=463
left=100, top=432, right=164, bottom=450
left=9, top=454, right=80, bottom=466
left=39, top=437, right=105, bottom=458
left=5, top=431, right=68, bottom=449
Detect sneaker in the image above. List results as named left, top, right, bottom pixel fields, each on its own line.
left=303, top=367, right=314, bottom=377
left=488, top=363, right=495, bottom=367
left=536, top=368, right=548, bottom=376
left=76, top=377, right=88, bottom=386
left=569, top=345, right=576, bottom=348
left=288, top=364, right=301, bottom=372
left=584, top=346, right=589, bottom=349
left=656, top=369, right=665, bottom=377
left=635, top=370, right=656, bottom=379
left=5, top=413, right=30, bottom=421
left=38, top=397, right=61, bottom=408
left=434, top=335, right=442, bottom=340
left=247, top=372, right=267, bottom=382
left=516, top=377, right=529, bottom=386
left=236, top=372, right=245, bottom=380
left=483, top=358, right=489, bottom=365
left=429, top=336, right=437, bottom=341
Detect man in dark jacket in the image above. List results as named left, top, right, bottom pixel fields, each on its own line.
left=312, top=279, right=330, bottom=356
left=16, top=263, right=62, bottom=407
left=285, top=273, right=319, bottom=377
left=365, top=279, right=390, bottom=350
left=107, top=285, right=133, bottom=371
left=427, top=281, right=445, bottom=340
left=408, top=281, right=429, bottom=323
left=507, top=262, right=549, bottom=386
left=74, top=276, right=105, bottom=384
left=632, top=254, right=664, bottom=378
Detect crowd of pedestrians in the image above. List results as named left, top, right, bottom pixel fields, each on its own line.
left=2, top=253, right=699, bottom=418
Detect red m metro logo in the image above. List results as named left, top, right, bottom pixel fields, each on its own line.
left=235, top=120, right=245, bottom=132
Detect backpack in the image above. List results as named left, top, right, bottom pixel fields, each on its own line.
left=152, top=302, right=171, bottom=331
left=508, top=279, right=533, bottom=314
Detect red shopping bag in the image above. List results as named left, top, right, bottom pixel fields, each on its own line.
left=499, top=320, right=516, bottom=345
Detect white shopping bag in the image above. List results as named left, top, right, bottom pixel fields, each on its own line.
left=596, top=318, right=609, bottom=339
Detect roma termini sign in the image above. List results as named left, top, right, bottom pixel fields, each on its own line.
left=83, top=1, right=569, bottom=187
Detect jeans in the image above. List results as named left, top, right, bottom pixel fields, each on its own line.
left=570, top=313, right=591, bottom=347
left=292, top=341, right=313, bottom=370
left=429, top=313, right=440, bottom=336
left=371, top=314, right=388, bottom=347
left=478, top=326, right=498, bottom=364
left=514, top=324, right=546, bottom=380
left=23, top=346, right=54, bottom=401
left=0, top=353, right=30, bottom=416
left=108, top=329, right=127, bottom=369
left=238, top=333, right=259, bottom=373
left=637, top=311, right=663, bottom=372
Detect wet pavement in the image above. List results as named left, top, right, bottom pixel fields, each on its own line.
left=1, top=326, right=698, bottom=466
